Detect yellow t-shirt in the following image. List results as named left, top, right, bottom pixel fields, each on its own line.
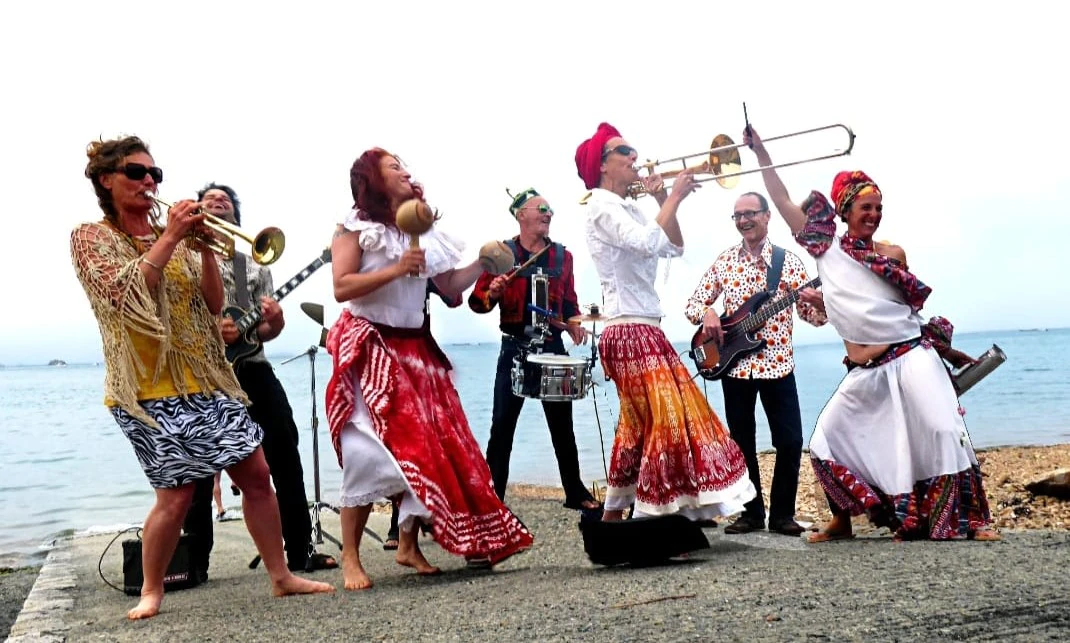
left=104, top=329, right=206, bottom=404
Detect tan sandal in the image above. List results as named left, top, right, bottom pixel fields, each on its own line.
left=969, top=528, right=1001, bottom=542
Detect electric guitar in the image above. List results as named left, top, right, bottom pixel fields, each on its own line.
left=224, top=247, right=332, bottom=365
left=688, top=277, right=821, bottom=381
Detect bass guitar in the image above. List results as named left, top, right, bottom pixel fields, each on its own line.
left=689, top=277, right=821, bottom=381
left=225, top=247, right=332, bottom=365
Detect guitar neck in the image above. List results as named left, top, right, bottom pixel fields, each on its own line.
left=740, top=277, right=821, bottom=333
left=234, top=253, right=330, bottom=334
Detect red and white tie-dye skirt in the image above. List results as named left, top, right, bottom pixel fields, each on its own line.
left=326, top=311, right=533, bottom=564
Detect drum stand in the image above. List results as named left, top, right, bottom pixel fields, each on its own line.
left=281, top=345, right=342, bottom=552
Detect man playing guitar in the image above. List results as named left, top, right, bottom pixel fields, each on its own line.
left=684, top=191, right=827, bottom=536
left=182, top=183, right=337, bottom=577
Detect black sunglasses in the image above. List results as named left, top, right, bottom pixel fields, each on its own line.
left=117, top=163, right=164, bottom=184
left=601, top=144, right=637, bottom=161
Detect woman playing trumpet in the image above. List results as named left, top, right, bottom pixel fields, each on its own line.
left=70, top=136, right=333, bottom=620
left=327, top=147, right=533, bottom=590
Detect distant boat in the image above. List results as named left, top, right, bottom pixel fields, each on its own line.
left=47, top=359, right=67, bottom=366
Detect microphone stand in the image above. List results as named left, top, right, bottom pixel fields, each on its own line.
left=281, top=345, right=342, bottom=552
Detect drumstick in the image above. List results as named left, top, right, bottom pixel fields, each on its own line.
left=503, top=244, right=550, bottom=281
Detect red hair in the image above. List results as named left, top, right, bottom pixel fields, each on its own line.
left=349, top=147, right=425, bottom=226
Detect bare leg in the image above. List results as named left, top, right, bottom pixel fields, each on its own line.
left=212, top=472, right=225, bottom=517
left=227, top=448, right=334, bottom=596
left=340, top=505, right=373, bottom=590
left=127, top=485, right=195, bottom=620
left=602, top=509, right=625, bottom=522
left=395, top=522, right=440, bottom=576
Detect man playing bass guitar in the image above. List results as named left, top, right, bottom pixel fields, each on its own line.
left=684, top=191, right=827, bottom=536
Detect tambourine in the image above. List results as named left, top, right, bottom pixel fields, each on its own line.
left=478, top=240, right=515, bottom=276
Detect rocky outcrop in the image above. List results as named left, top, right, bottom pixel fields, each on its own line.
left=1026, top=469, right=1070, bottom=501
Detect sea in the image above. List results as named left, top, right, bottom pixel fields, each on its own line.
left=1, top=328, right=1067, bottom=568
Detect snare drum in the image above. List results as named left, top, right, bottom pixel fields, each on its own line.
left=511, top=353, right=591, bottom=401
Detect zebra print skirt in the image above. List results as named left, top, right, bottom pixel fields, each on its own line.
left=111, top=392, right=264, bottom=489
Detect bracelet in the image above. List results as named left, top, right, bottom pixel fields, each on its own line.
left=140, top=256, right=164, bottom=272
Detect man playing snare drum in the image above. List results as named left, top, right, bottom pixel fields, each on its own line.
left=468, top=188, right=602, bottom=512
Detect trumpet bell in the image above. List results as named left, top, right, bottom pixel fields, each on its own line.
left=708, top=134, right=742, bottom=189
left=251, top=226, right=285, bottom=265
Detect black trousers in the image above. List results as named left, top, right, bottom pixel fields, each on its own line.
left=720, top=373, right=804, bottom=525
left=184, top=359, right=313, bottom=572
left=485, top=336, right=590, bottom=505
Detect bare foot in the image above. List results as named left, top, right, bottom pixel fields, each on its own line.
left=970, top=528, right=1001, bottom=542
left=807, top=514, right=854, bottom=544
left=396, top=548, right=441, bottom=576
left=272, top=572, right=336, bottom=597
left=127, top=592, right=163, bottom=620
left=341, top=553, right=372, bottom=591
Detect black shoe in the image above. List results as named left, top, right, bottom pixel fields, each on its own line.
left=723, top=515, right=765, bottom=534
left=768, top=519, right=805, bottom=536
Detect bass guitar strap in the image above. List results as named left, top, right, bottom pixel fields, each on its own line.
left=232, top=252, right=252, bottom=311
left=766, top=245, right=786, bottom=294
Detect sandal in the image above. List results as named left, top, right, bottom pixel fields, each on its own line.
left=564, top=497, right=603, bottom=511
left=969, top=528, right=1001, bottom=542
left=304, top=552, right=339, bottom=572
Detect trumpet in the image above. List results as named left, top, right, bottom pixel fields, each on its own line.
left=144, top=191, right=286, bottom=265
left=580, top=123, right=855, bottom=203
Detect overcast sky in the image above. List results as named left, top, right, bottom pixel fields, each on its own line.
left=1, top=1, right=1066, bottom=365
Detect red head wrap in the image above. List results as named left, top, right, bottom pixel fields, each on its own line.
left=574, top=122, right=622, bottom=190
left=831, top=170, right=881, bottom=216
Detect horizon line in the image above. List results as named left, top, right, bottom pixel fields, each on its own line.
left=4, top=326, right=1066, bottom=368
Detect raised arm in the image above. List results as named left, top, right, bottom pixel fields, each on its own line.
left=743, top=127, right=807, bottom=234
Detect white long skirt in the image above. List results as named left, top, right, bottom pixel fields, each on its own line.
left=339, top=372, right=431, bottom=533
left=809, top=344, right=977, bottom=496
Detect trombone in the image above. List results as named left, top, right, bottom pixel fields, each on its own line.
left=580, top=123, right=855, bottom=202
left=144, top=191, right=286, bottom=265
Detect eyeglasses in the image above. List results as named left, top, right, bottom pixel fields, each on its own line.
left=117, top=163, right=164, bottom=184
left=731, top=209, right=766, bottom=222
left=522, top=204, right=554, bottom=215
left=601, top=144, right=637, bottom=161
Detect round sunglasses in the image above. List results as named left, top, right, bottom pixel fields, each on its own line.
left=521, top=204, right=554, bottom=215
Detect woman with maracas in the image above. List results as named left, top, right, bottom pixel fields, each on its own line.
left=327, top=148, right=533, bottom=591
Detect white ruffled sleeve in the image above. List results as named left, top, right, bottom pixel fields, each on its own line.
left=342, top=210, right=396, bottom=257
left=422, top=225, right=466, bottom=277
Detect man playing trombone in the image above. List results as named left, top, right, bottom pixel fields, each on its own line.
left=468, top=188, right=600, bottom=513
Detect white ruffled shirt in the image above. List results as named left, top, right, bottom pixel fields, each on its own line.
left=584, top=188, right=683, bottom=319
left=341, top=210, right=465, bottom=329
